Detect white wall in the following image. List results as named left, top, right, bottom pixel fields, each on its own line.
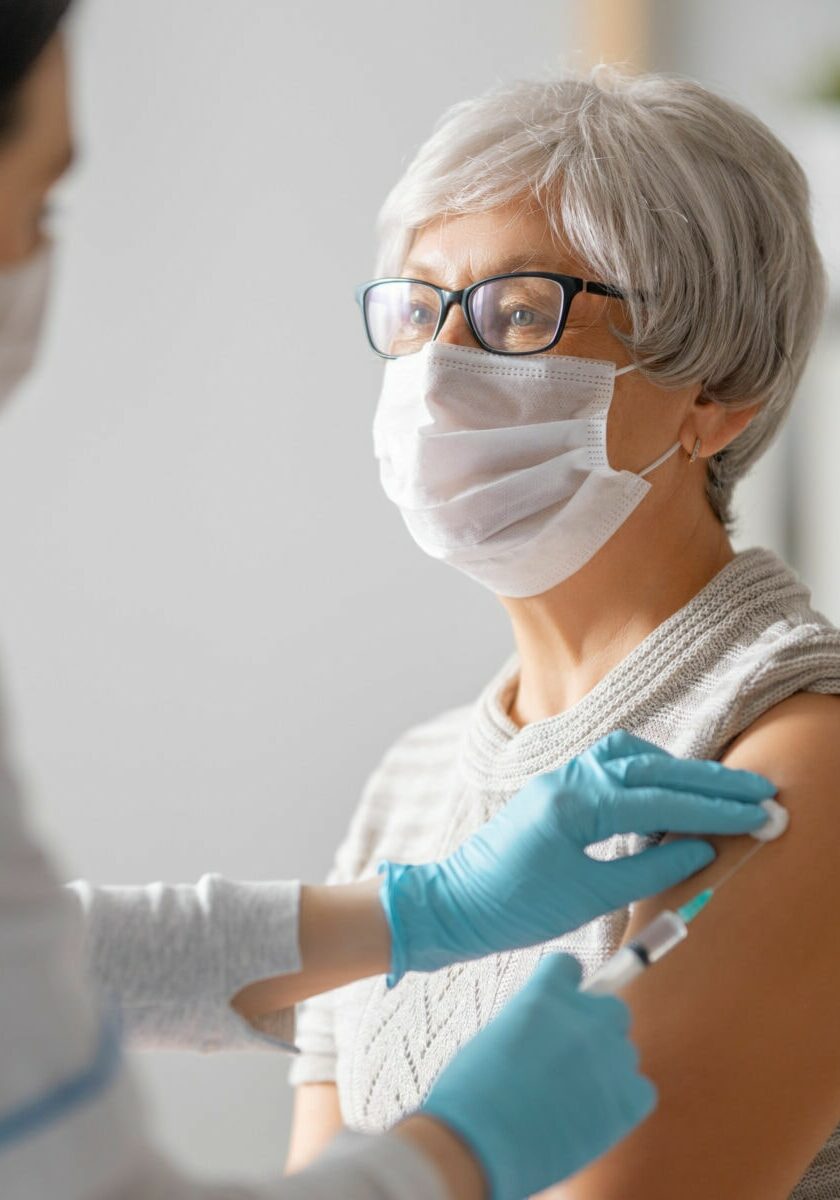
left=651, top=0, right=840, bottom=110
left=0, top=0, right=583, bottom=1182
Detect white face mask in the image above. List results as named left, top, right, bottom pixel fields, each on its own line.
left=0, top=240, right=54, bottom=411
left=373, top=341, right=682, bottom=598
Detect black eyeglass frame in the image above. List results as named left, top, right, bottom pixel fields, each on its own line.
left=355, top=271, right=626, bottom=360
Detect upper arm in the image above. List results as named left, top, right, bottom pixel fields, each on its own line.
left=285, top=1083, right=345, bottom=1174
left=541, top=691, right=840, bottom=1200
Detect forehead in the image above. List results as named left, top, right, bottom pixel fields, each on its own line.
left=402, top=200, right=589, bottom=286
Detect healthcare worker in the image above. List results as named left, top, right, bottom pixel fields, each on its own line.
left=0, top=5, right=778, bottom=1200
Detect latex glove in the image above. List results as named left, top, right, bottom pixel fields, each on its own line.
left=380, top=729, right=775, bottom=984
left=421, top=952, right=654, bottom=1200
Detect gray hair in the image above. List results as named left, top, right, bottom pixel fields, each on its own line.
left=374, top=70, right=827, bottom=527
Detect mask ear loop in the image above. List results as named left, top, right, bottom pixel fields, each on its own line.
left=639, top=437, right=702, bottom=478
left=638, top=440, right=681, bottom=477
left=614, top=364, right=703, bottom=476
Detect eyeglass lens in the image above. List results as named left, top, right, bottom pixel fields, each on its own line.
left=364, top=276, right=567, bottom=357
left=364, top=281, right=441, bottom=357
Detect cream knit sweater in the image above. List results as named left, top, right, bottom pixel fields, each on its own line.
left=290, top=546, right=840, bottom=1200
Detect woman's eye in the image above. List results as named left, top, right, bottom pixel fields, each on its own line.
left=409, top=305, right=436, bottom=327
left=510, top=308, right=535, bottom=328
left=503, top=306, right=554, bottom=332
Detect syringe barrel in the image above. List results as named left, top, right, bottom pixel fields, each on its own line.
left=631, top=909, right=688, bottom=963
left=581, top=909, right=689, bottom=996
left=582, top=947, right=646, bottom=995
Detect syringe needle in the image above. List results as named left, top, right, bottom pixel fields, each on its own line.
left=708, top=838, right=765, bottom=893
left=676, top=839, right=767, bottom=926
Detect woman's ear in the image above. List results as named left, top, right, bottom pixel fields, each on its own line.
left=687, top=393, right=762, bottom=458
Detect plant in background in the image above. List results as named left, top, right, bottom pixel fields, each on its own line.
left=811, top=53, right=840, bottom=103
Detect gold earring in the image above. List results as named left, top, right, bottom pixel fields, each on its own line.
left=689, top=437, right=701, bottom=464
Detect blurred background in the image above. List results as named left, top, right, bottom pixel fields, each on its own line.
left=0, top=0, right=836, bottom=1184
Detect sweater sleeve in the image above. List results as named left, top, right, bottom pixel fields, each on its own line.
left=68, top=875, right=302, bottom=1052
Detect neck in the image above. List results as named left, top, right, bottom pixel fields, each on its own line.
left=499, top=499, right=734, bottom=727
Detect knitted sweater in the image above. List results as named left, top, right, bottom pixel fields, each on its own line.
left=289, top=546, right=840, bottom=1200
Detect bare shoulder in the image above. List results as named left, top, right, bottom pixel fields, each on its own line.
left=714, top=690, right=840, bottom=867
left=723, top=689, right=840, bottom=782
left=548, top=690, right=840, bottom=1200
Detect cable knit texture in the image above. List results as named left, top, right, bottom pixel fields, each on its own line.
left=289, top=546, right=840, bottom=1199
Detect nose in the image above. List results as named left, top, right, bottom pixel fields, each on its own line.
left=435, top=301, right=478, bottom=348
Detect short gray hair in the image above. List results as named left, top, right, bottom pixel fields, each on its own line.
left=374, top=70, right=827, bottom=527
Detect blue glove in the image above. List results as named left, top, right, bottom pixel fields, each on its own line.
left=421, top=952, right=655, bottom=1200
left=380, top=729, right=775, bottom=983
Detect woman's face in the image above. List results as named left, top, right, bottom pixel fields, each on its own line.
left=0, top=33, right=74, bottom=267
left=402, top=200, right=703, bottom=479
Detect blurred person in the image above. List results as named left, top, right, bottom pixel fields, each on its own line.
left=287, top=70, right=840, bottom=1200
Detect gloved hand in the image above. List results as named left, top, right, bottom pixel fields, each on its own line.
left=380, top=729, right=775, bottom=983
left=420, top=952, right=654, bottom=1200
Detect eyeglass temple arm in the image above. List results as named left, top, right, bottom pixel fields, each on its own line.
left=585, top=281, right=626, bottom=299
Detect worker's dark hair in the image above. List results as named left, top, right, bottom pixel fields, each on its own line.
left=0, top=0, right=73, bottom=138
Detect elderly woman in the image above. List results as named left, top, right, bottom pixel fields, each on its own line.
left=286, top=70, right=840, bottom=1199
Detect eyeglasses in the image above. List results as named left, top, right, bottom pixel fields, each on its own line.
left=355, top=271, right=626, bottom=359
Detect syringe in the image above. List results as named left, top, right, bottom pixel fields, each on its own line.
left=582, top=891, right=711, bottom=994
left=582, top=797, right=788, bottom=996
